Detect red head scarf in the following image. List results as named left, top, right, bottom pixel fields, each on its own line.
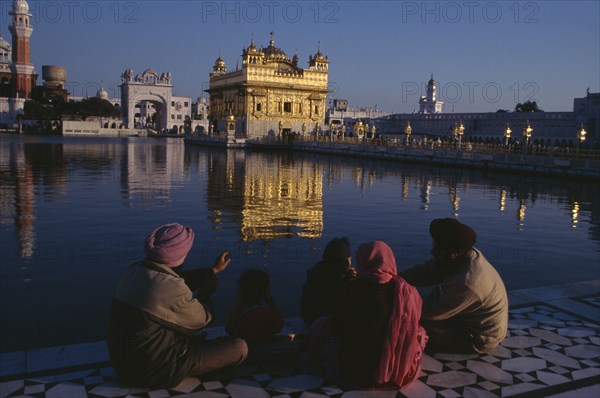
left=356, top=241, right=428, bottom=387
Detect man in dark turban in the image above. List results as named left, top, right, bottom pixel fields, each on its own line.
left=108, top=223, right=248, bottom=388
left=399, top=218, right=508, bottom=353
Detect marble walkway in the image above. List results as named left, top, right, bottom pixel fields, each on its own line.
left=1, top=280, right=599, bottom=398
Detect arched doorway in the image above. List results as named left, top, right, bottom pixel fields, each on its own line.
left=120, top=68, right=172, bottom=130
left=132, top=99, right=163, bottom=130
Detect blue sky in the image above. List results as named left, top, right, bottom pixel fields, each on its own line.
left=2, top=0, right=598, bottom=113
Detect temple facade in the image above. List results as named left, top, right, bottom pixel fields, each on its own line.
left=207, top=33, right=331, bottom=138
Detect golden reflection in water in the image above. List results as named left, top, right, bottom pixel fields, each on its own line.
left=499, top=189, right=507, bottom=212
left=517, top=199, right=527, bottom=229
left=352, top=167, right=361, bottom=187
left=449, top=185, right=460, bottom=217
left=572, top=201, right=580, bottom=228
left=402, top=176, right=409, bottom=201
left=240, top=156, right=323, bottom=241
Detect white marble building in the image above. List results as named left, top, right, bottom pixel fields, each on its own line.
left=419, top=74, right=444, bottom=114
left=191, top=96, right=210, bottom=134
left=120, top=68, right=192, bottom=133
left=325, top=99, right=391, bottom=135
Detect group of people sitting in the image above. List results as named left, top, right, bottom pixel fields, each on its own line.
left=108, top=218, right=508, bottom=390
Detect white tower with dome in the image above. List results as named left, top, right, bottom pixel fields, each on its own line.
left=419, top=74, right=444, bottom=114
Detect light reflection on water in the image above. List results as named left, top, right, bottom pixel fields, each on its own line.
left=0, top=134, right=598, bottom=352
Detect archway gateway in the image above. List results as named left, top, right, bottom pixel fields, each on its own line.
left=120, top=68, right=173, bottom=131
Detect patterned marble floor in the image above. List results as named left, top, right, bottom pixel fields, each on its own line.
left=1, top=280, right=599, bottom=398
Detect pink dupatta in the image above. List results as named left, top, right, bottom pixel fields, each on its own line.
left=356, top=241, right=428, bottom=387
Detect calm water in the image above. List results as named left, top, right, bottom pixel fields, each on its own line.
left=1, top=134, right=599, bottom=352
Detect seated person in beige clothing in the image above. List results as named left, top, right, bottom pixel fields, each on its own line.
left=399, top=218, right=508, bottom=353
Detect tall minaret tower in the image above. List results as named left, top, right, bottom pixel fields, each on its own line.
left=426, top=74, right=436, bottom=102
left=9, top=0, right=35, bottom=99
left=419, top=74, right=443, bottom=114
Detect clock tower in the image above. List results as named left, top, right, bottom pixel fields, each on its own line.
left=9, top=0, right=36, bottom=99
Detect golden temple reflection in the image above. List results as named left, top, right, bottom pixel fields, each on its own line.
left=571, top=201, right=580, bottom=228
left=240, top=157, right=323, bottom=241
left=449, top=185, right=460, bottom=216
left=353, top=167, right=361, bottom=188
left=205, top=151, right=322, bottom=241
left=499, top=189, right=508, bottom=212
left=402, top=176, right=409, bottom=201
left=517, top=199, right=527, bottom=229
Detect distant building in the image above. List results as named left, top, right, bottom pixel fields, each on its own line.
left=31, top=66, right=68, bottom=102
left=419, top=75, right=444, bottom=114
left=191, top=97, right=210, bottom=134
left=120, top=68, right=193, bottom=133
left=69, top=87, right=120, bottom=109
left=206, top=32, right=331, bottom=138
left=326, top=99, right=391, bottom=135
left=377, top=90, right=599, bottom=145
left=0, top=33, right=13, bottom=98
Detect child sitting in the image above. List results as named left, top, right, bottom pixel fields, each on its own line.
left=227, top=269, right=297, bottom=369
left=226, top=269, right=285, bottom=343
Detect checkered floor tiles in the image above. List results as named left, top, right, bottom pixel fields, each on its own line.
left=1, top=293, right=599, bottom=397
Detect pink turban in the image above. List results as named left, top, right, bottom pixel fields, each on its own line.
left=144, top=223, right=195, bottom=267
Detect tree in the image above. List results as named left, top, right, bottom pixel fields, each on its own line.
left=496, top=109, right=509, bottom=113
left=515, top=101, right=542, bottom=112
left=24, top=97, right=121, bottom=120
left=24, top=100, right=60, bottom=120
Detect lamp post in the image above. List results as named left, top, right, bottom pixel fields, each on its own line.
left=315, top=122, right=320, bottom=139
left=301, top=122, right=306, bottom=139
left=578, top=123, right=587, bottom=145
left=578, top=123, right=587, bottom=155
left=404, top=121, right=412, bottom=146
left=329, top=122, right=334, bottom=143
left=354, top=119, right=364, bottom=143
left=341, top=124, right=346, bottom=139
left=504, top=123, right=512, bottom=146
left=454, top=121, right=464, bottom=150
left=522, top=120, right=533, bottom=155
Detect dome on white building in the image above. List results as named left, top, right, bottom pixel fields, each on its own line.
left=97, top=88, right=109, bottom=100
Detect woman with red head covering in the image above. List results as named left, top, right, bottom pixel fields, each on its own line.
left=330, top=241, right=428, bottom=389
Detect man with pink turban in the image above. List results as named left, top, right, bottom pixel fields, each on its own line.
left=330, top=241, right=428, bottom=389
left=400, top=218, right=508, bottom=353
left=108, top=223, right=248, bottom=388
